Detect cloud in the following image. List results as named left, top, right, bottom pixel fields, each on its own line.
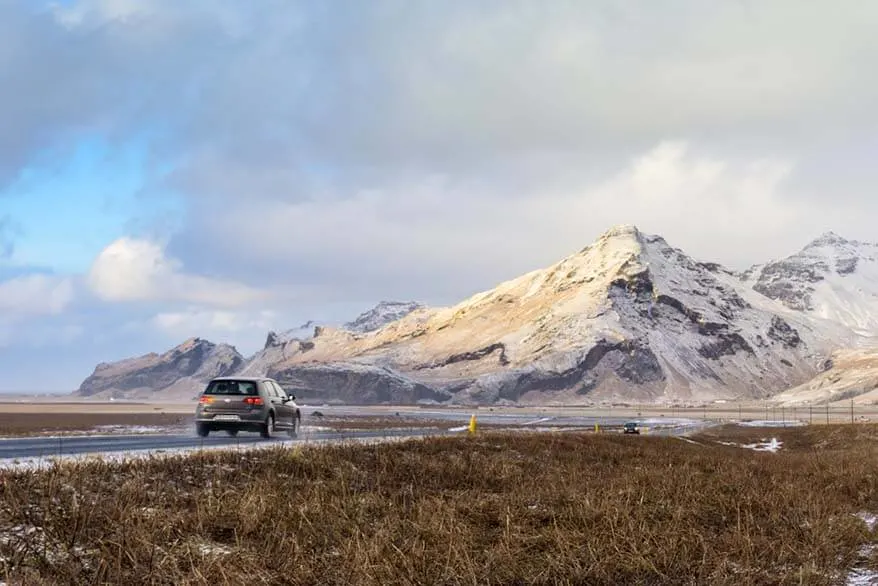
left=87, top=237, right=268, bottom=307
left=150, top=309, right=277, bottom=344
left=0, top=274, right=75, bottom=317
left=3, top=1, right=878, bottom=186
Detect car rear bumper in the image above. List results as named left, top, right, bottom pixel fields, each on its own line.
left=197, top=420, right=266, bottom=432
left=195, top=410, right=266, bottom=424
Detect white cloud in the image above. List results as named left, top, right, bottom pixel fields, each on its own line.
left=87, top=237, right=268, bottom=308
left=149, top=308, right=278, bottom=353
left=151, top=309, right=276, bottom=334
left=0, top=274, right=75, bottom=317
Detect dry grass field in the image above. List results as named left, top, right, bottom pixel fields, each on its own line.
left=0, top=424, right=876, bottom=584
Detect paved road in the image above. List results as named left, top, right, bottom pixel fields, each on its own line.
left=0, top=428, right=453, bottom=461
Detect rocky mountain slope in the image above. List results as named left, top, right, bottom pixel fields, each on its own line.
left=265, top=225, right=858, bottom=404
left=343, top=301, right=423, bottom=333
left=235, top=301, right=424, bottom=385
left=772, top=346, right=878, bottom=406
left=743, top=232, right=878, bottom=335
left=75, top=338, right=244, bottom=399
left=74, top=225, right=878, bottom=404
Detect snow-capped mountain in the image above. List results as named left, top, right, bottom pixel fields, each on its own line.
left=265, top=320, right=321, bottom=346
left=265, top=225, right=855, bottom=404
left=744, top=232, right=878, bottom=336
left=343, top=301, right=424, bottom=333
left=235, top=301, right=427, bottom=382
left=74, top=225, right=878, bottom=405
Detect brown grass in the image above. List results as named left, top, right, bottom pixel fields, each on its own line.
left=0, top=413, right=189, bottom=436
left=312, top=415, right=521, bottom=431
left=1, top=425, right=877, bottom=584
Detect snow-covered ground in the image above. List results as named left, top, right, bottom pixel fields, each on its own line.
left=847, top=512, right=878, bottom=585
left=742, top=438, right=783, bottom=452
left=736, top=420, right=806, bottom=427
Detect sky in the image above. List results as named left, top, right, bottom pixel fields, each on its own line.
left=2, top=0, right=878, bottom=391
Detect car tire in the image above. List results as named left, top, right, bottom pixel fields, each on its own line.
left=226, top=429, right=239, bottom=437
left=196, top=423, right=210, bottom=437
left=288, top=415, right=299, bottom=439
left=261, top=413, right=275, bottom=439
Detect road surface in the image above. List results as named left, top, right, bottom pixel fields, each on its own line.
left=0, top=413, right=709, bottom=464
left=0, top=428, right=452, bottom=461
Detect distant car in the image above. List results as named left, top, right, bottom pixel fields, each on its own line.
left=194, top=376, right=300, bottom=439
left=623, top=421, right=640, bottom=435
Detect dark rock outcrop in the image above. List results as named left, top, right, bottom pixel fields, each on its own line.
left=488, top=339, right=665, bottom=402
left=767, top=316, right=801, bottom=348
left=268, top=362, right=450, bottom=405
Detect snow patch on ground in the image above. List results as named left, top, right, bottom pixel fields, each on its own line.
left=737, top=420, right=806, bottom=427
left=742, top=438, right=783, bottom=452
left=92, top=425, right=174, bottom=434
left=847, top=513, right=878, bottom=586
left=717, top=438, right=783, bottom=452
left=856, top=512, right=878, bottom=532
left=196, top=541, right=233, bottom=557
left=846, top=568, right=878, bottom=585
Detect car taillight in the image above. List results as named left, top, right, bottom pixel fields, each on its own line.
left=243, top=397, right=263, bottom=406
left=199, top=396, right=213, bottom=404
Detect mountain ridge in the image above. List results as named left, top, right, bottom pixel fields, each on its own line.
left=74, top=225, right=878, bottom=404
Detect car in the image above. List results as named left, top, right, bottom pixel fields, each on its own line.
left=623, top=421, right=640, bottom=435
left=194, top=376, right=301, bottom=439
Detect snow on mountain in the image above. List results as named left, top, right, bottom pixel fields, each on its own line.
left=75, top=226, right=878, bottom=405
left=343, top=301, right=424, bottom=333
left=266, top=225, right=851, bottom=404
left=747, top=232, right=878, bottom=336
left=235, top=323, right=321, bottom=378
left=773, top=345, right=878, bottom=406
left=237, top=302, right=427, bottom=380
left=268, top=320, right=321, bottom=345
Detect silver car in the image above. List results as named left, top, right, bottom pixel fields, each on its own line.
left=194, top=376, right=301, bottom=438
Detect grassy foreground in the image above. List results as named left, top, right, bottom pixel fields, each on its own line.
left=1, top=426, right=877, bottom=585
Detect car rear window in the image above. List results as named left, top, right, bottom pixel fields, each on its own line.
left=204, top=380, right=258, bottom=395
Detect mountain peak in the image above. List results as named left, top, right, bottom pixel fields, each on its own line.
left=344, top=301, right=424, bottom=334
left=806, top=231, right=851, bottom=249
left=600, top=224, right=643, bottom=241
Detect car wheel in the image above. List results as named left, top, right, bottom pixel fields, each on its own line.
left=260, top=413, right=274, bottom=439
left=226, top=429, right=239, bottom=437
left=196, top=423, right=210, bottom=437
left=288, top=415, right=299, bottom=439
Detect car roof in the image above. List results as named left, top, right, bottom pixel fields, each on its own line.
left=209, top=376, right=272, bottom=382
